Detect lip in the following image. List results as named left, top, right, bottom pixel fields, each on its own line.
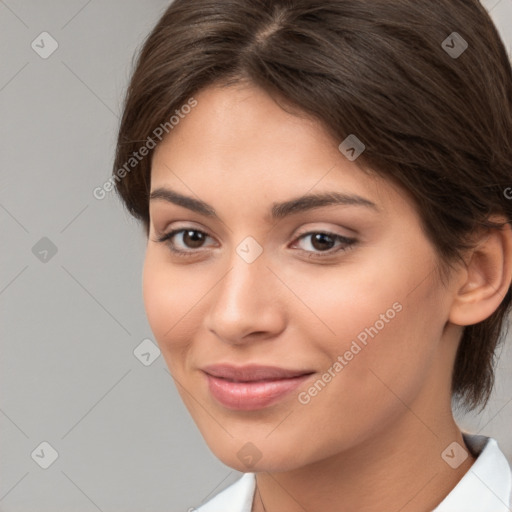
left=202, top=364, right=315, bottom=410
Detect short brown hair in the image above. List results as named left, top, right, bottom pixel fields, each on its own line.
left=113, top=0, right=512, bottom=411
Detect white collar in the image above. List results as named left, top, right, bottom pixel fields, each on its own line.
left=196, top=471, right=255, bottom=512
left=432, top=433, right=511, bottom=511
left=196, top=434, right=511, bottom=511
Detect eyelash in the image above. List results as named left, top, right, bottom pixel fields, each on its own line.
left=155, top=228, right=357, bottom=260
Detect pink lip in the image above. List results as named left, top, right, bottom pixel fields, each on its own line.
left=202, top=364, right=314, bottom=410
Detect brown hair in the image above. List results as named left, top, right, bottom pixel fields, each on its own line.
left=113, top=0, right=512, bottom=411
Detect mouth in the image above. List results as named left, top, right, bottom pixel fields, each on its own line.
left=201, top=364, right=315, bottom=410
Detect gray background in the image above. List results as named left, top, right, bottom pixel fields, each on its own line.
left=1, top=1, right=511, bottom=510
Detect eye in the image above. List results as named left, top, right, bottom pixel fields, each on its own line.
left=154, top=227, right=357, bottom=260
left=291, top=231, right=357, bottom=257
left=155, top=228, right=216, bottom=256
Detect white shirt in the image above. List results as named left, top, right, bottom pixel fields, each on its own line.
left=195, top=434, right=511, bottom=512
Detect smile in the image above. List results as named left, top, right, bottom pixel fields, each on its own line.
left=202, top=364, right=315, bottom=410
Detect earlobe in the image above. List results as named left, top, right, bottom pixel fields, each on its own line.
left=449, top=219, right=512, bottom=326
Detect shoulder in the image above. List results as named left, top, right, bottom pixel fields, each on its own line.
left=195, top=473, right=256, bottom=512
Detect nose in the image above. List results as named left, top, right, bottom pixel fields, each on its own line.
left=203, top=248, right=287, bottom=345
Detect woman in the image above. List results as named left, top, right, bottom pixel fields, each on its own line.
left=112, top=0, right=512, bottom=510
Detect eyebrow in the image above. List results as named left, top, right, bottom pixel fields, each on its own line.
left=149, top=187, right=379, bottom=220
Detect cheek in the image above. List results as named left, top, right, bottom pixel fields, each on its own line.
left=283, top=287, right=445, bottom=460
left=279, top=260, right=406, bottom=354
left=303, top=249, right=443, bottom=356
left=142, top=250, right=203, bottom=362
left=289, top=256, right=445, bottom=408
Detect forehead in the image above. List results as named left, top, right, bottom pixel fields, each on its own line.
left=150, top=83, right=411, bottom=218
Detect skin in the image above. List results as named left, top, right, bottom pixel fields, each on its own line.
left=142, top=82, right=512, bottom=512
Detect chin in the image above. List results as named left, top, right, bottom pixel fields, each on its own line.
left=221, top=452, right=300, bottom=474
left=202, top=433, right=307, bottom=473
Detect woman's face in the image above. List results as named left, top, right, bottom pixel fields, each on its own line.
left=143, top=82, right=460, bottom=471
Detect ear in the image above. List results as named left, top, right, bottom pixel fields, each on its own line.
left=449, top=217, right=512, bottom=326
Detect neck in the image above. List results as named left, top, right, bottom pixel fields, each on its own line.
left=252, top=408, right=475, bottom=512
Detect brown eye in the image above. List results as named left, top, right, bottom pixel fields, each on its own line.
left=310, top=233, right=336, bottom=251
left=293, top=231, right=357, bottom=257
left=181, top=230, right=207, bottom=248
left=156, top=228, right=215, bottom=256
